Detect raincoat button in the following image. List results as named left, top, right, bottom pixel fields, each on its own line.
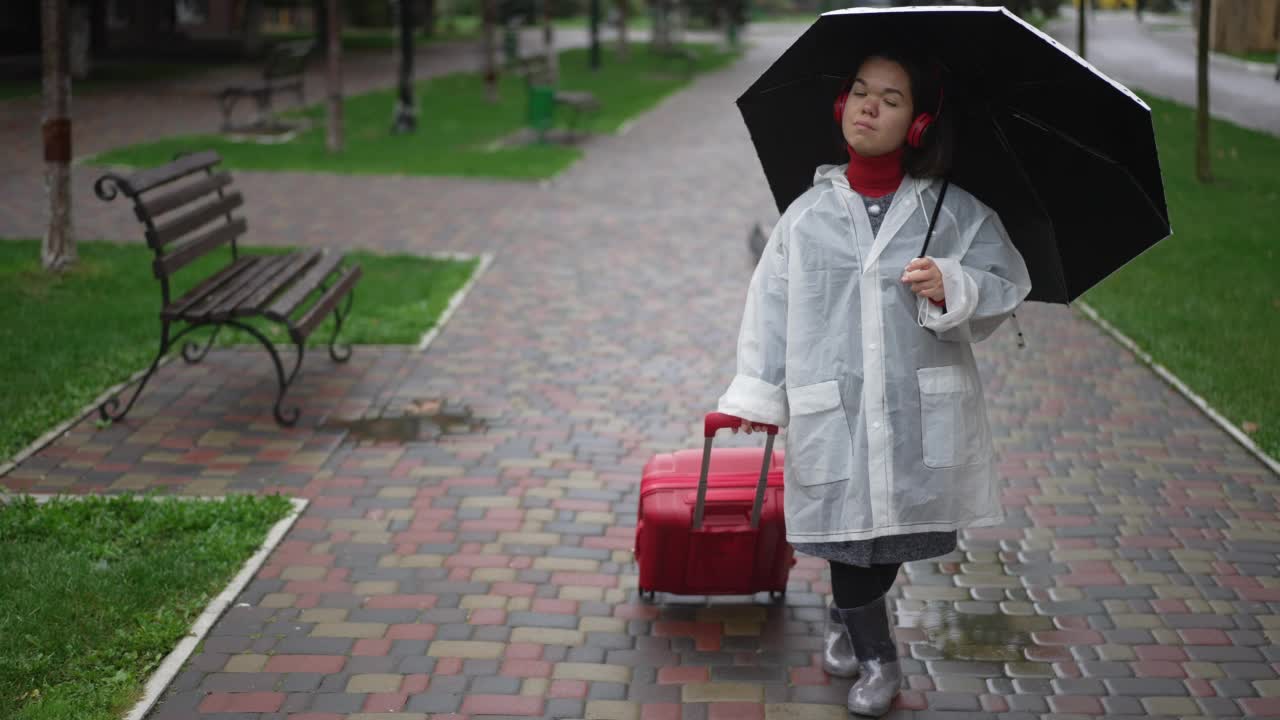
left=872, top=421, right=881, bottom=429
left=869, top=343, right=877, bottom=350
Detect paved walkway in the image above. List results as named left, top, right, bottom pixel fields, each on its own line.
left=3, top=21, right=1280, bottom=720
left=1045, top=8, right=1280, bottom=137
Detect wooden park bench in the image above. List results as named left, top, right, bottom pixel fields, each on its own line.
left=93, top=150, right=362, bottom=426
left=216, top=41, right=314, bottom=131
left=517, top=55, right=602, bottom=139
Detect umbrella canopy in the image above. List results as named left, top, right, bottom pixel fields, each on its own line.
left=736, top=5, right=1171, bottom=304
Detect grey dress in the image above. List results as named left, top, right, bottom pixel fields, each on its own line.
left=789, top=190, right=957, bottom=567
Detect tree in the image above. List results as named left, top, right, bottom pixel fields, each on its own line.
left=1076, top=0, right=1086, bottom=60
left=589, top=0, right=601, bottom=70
left=42, top=0, right=76, bottom=272
left=543, top=0, right=558, bottom=82
left=616, top=0, right=628, bottom=60
left=326, top=0, right=344, bottom=152
left=482, top=0, right=498, bottom=101
left=1195, top=0, right=1212, bottom=182
left=391, top=0, right=417, bottom=133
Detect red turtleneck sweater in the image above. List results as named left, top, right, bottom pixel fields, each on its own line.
left=845, top=145, right=905, bottom=198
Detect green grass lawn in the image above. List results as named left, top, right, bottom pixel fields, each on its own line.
left=90, top=43, right=739, bottom=180
left=1081, top=93, right=1280, bottom=459
left=264, top=19, right=482, bottom=50
left=0, top=493, right=294, bottom=720
left=0, top=239, right=478, bottom=463
left=1223, top=50, right=1278, bottom=66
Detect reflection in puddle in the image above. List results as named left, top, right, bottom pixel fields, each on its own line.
left=321, top=400, right=486, bottom=443
left=899, top=602, right=1045, bottom=661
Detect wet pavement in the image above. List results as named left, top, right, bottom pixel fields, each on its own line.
left=3, top=18, right=1280, bottom=720
left=1045, top=8, right=1280, bottom=137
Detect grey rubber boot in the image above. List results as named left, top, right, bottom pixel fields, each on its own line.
left=841, top=595, right=902, bottom=717
left=822, top=603, right=860, bottom=678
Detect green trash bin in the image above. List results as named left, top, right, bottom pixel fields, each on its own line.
left=528, top=84, right=555, bottom=141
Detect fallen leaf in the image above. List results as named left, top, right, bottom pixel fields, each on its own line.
left=1242, top=421, right=1259, bottom=434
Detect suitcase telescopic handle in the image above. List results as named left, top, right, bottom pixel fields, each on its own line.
left=694, top=412, right=779, bottom=531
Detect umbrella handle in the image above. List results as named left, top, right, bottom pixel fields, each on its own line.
left=918, top=177, right=951, bottom=258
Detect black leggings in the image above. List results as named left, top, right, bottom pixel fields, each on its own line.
left=830, top=561, right=901, bottom=609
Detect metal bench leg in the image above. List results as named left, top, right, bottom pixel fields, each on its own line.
left=99, top=321, right=200, bottom=423
left=218, top=93, right=239, bottom=131
left=225, top=319, right=304, bottom=427
left=182, top=325, right=222, bottom=364
left=328, top=290, right=355, bottom=363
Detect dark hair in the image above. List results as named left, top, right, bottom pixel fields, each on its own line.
left=847, top=49, right=954, bottom=179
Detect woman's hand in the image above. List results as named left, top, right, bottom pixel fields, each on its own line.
left=730, top=417, right=773, bottom=435
left=902, top=257, right=945, bottom=303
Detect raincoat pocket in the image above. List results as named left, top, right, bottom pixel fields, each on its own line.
left=917, top=366, right=989, bottom=469
left=786, top=380, right=853, bottom=487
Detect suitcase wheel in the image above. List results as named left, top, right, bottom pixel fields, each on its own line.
left=639, top=588, right=657, bottom=603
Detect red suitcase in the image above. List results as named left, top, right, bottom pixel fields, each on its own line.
left=635, top=412, right=795, bottom=600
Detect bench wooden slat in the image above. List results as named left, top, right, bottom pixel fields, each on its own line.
left=265, top=249, right=345, bottom=321
left=235, top=249, right=324, bottom=315
left=294, top=265, right=363, bottom=340
left=154, top=217, right=247, bottom=278
left=139, top=172, right=234, bottom=219
left=161, top=255, right=257, bottom=321
left=147, top=192, right=244, bottom=249
left=183, top=254, right=280, bottom=320
left=126, top=150, right=222, bottom=196
left=196, top=252, right=298, bottom=320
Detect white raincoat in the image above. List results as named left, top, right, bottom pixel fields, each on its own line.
left=719, top=164, right=1032, bottom=544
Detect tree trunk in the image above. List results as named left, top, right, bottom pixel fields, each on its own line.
left=616, top=0, right=628, bottom=60
left=482, top=0, right=498, bottom=102
left=392, top=0, right=417, bottom=132
left=589, top=0, right=601, bottom=70
left=422, top=0, right=437, bottom=37
left=42, top=0, right=75, bottom=273
left=1196, top=0, right=1213, bottom=182
left=313, top=0, right=328, bottom=56
left=1076, top=0, right=1086, bottom=59
left=242, top=0, right=265, bottom=55
left=543, top=0, right=558, bottom=81
left=326, top=0, right=344, bottom=152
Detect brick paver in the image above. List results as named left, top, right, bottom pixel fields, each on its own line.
left=3, top=21, right=1279, bottom=720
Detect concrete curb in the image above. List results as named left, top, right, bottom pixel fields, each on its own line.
left=123, top=495, right=308, bottom=720
left=1076, top=300, right=1280, bottom=478
left=417, top=251, right=495, bottom=352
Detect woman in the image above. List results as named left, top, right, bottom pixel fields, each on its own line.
left=718, top=50, right=1031, bottom=717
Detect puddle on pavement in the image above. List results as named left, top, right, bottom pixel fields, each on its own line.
left=899, top=602, right=1045, bottom=662
left=321, top=399, right=486, bottom=443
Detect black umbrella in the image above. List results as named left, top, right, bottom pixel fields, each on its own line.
left=737, top=6, right=1171, bottom=304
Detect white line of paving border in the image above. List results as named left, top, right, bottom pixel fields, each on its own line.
left=0, top=251, right=493, bottom=478
left=0, top=359, right=175, bottom=479
left=125, top=494, right=308, bottom=720
left=417, top=252, right=495, bottom=352
left=1076, top=300, right=1280, bottom=477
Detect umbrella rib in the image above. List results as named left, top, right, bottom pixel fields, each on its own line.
left=1004, top=108, right=1119, bottom=166
left=1006, top=107, right=1170, bottom=235
left=740, top=74, right=845, bottom=101
left=989, top=112, right=1072, bottom=302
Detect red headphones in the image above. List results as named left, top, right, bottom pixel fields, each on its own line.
left=834, top=71, right=944, bottom=149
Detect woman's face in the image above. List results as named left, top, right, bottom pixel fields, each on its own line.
left=840, top=56, right=915, bottom=157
